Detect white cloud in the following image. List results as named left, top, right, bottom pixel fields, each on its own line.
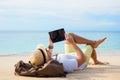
left=0, top=9, right=57, bottom=17
left=1, top=0, right=119, bottom=21
left=0, top=0, right=120, bottom=16
left=0, top=0, right=120, bottom=31
left=95, top=21, right=119, bottom=26
left=67, top=19, right=120, bottom=27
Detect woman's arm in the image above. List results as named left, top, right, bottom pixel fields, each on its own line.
left=47, top=36, right=54, bottom=57
left=65, top=33, right=86, bottom=67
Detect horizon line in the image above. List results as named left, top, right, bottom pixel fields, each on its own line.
left=0, top=30, right=120, bottom=32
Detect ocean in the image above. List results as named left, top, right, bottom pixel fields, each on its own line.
left=0, top=31, right=120, bottom=55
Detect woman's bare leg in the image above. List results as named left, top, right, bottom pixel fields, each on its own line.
left=91, top=48, right=109, bottom=65
left=91, top=49, right=98, bottom=64
left=69, top=33, right=95, bottom=45
left=67, top=33, right=108, bottom=65
left=69, top=33, right=106, bottom=48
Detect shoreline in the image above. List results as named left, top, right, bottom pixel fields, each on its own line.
left=0, top=49, right=120, bottom=56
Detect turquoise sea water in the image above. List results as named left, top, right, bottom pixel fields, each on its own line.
left=0, top=31, right=120, bottom=55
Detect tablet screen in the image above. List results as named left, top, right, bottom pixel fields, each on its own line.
left=49, top=28, right=65, bottom=43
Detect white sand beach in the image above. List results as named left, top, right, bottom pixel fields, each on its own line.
left=0, top=50, right=120, bottom=80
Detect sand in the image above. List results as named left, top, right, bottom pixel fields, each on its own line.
left=0, top=51, right=120, bottom=80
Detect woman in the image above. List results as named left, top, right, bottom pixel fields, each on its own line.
left=30, top=33, right=106, bottom=73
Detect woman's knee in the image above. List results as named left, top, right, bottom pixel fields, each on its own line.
left=67, top=33, right=77, bottom=42
left=67, top=33, right=74, bottom=36
left=67, top=33, right=75, bottom=39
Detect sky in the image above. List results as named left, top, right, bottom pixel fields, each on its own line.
left=0, top=0, right=120, bottom=31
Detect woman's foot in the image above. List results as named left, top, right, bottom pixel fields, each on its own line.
left=94, top=37, right=107, bottom=48
left=94, top=60, right=109, bottom=65
left=89, top=61, right=109, bottom=65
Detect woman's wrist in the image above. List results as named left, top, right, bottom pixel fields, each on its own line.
left=48, top=45, right=53, bottom=49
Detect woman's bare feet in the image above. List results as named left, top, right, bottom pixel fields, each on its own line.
left=94, top=60, right=109, bottom=65
left=94, top=37, right=107, bottom=48
left=89, top=61, right=109, bottom=65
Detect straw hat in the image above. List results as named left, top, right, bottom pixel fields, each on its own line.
left=30, top=44, right=49, bottom=66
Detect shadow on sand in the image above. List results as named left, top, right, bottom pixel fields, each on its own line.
left=67, top=64, right=120, bottom=80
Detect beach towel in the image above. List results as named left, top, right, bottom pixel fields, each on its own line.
left=14, top=60, right=66, bottom=77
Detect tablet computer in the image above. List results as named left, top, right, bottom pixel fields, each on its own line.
left=49, top=28, right=65, bottom=43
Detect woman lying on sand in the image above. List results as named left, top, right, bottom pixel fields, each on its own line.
left=30, top=33, right=107, bottom=73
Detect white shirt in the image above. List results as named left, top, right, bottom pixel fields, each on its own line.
left=52, top=53, right=87, bottom=73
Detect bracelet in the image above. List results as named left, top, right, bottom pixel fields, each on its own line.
left=48, top=45, right=53, bottom=49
